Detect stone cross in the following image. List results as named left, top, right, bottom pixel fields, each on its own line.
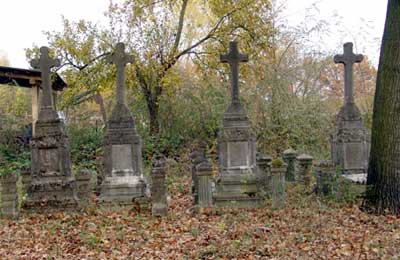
left=334, top=42, right=363, bottom=104
left=220, top=41, right=249, bottom=104
left=30, top=46, right=60, bottom=109
left=107, top=42, right=134, bottom=105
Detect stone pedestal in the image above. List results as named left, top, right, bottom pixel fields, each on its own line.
left=331, top=103, right=369, bottom=174
left=195, top=159, right=213, bottom=211
left=27, top=116, right=79, bottom=210
left=1, top=174, right=19, bottom=219
left=100, top=103, right=147, bottom=204
left=214, top=103, right=261, bottom=207
left=283, top=148, right=297, bottom=182
left=151, top=156, right=167, bottom=217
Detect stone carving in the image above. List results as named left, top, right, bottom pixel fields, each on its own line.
left=331, top=42, right=370, bottom=175
left=26, top=47, right=78, bottom=211
left=100, top=43, right=148, bottom=205
left=151, top=155, right=167, bottom=216
left=214, top=41, right=261, bottom=207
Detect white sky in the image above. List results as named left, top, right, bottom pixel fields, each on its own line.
left=0, top=0, right=387, bottom=68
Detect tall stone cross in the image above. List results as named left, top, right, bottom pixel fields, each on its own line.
left=30, top=46, right=60, bottom=110
left=107, top=42, right=134, bottom=105
left=220, top=41, right=249, bottom=104
left=334, top=42, right=363, bottom=104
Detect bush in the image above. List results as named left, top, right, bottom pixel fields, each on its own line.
left=69, top=126, right=104, bottom=170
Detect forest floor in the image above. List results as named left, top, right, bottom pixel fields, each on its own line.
left=0, top=174, right=399, bottom=260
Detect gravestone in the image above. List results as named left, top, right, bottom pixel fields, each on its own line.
left=214, top=41, right=260, bottom=207
left=26, top=46, right=78, bottom=210
left=100, top=43, right=147, bottom=204
left=331, top=42, right=369, bottom=175
left=151, top=155, right=168, bottom=216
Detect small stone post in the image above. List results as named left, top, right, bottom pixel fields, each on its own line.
left=1, top=174, right=19, bottom=219
left=315, top=160, right=336, bottom=196
left=151, top=155, right=167, bottom=217
left=76, top=169, right=92, bottom=204
left=283, top=148, right=297, bottom=182
left=256, top=153, right=272, bottom=197
left=20, top=167, right=31, bottom=196
left=270, top=163, right=286, bottom=209
left=190, top=142, right=207, bottom=205
left=297, top=154, right=314, bottom=187
left=195, top=159, right=213, bottom=211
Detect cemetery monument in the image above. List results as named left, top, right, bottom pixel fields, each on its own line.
left=99, top=42, right=148, bottom=204
left=331, top=42, right=370, bottom=175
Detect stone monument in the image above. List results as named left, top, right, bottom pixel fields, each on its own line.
left=331, top=42, right=369, bottom=175
left=214, top=41, right=260, bottom=207
left=27, top=46, right=78, bottom=210
left=100, top=43, right=147, bottom=204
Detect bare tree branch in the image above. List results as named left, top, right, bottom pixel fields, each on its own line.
left=170, top=0, right=189, bottom=58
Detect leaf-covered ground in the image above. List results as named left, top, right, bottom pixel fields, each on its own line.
left=0, top=176, right=399, bottom=259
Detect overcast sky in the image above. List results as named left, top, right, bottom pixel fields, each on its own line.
left=0, top=0, right=387, bottom=68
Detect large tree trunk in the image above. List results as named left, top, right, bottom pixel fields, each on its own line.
left=364, top=0, right=400, bottom=214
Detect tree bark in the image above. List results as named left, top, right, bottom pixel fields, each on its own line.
left=365, top=0, right=400, bottom=214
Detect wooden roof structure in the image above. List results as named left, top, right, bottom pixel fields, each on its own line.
left=0, top=65, right=67, bottom=91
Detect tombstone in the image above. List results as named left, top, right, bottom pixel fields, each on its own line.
left=26, top=46, right=78, bottom=210
left=331, top=42, right=370, bottom=175
left=151, top=155, right=167, bottom=217
left=1, top=174, right=19, bottom=219
left=297, top=154, right=313, bottom=187
left=214, top=41, right=260, bottom=207
left=195, top=158, right=214, bottom=212
left=282, top=148, right=297, bottom=182
left=100, top=43, right=147, bottom=204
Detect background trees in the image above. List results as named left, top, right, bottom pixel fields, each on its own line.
left=20, top=0, right=379, bottom=162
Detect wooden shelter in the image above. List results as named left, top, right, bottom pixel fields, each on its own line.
left=0, top=66, right=67, bottom=134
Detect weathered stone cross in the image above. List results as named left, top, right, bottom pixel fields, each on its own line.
left=107, top=42, right=134, bottom=105
left=220, top=41, right=249, bottom=104
left=30, top=46, right=60, bottom=110
left=334, top=42, right=363, bottom=104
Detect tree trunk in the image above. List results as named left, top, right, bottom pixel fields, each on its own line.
left=148, top=97, right=160, bottom=136
left=364, top=0, right=400, bottom=214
